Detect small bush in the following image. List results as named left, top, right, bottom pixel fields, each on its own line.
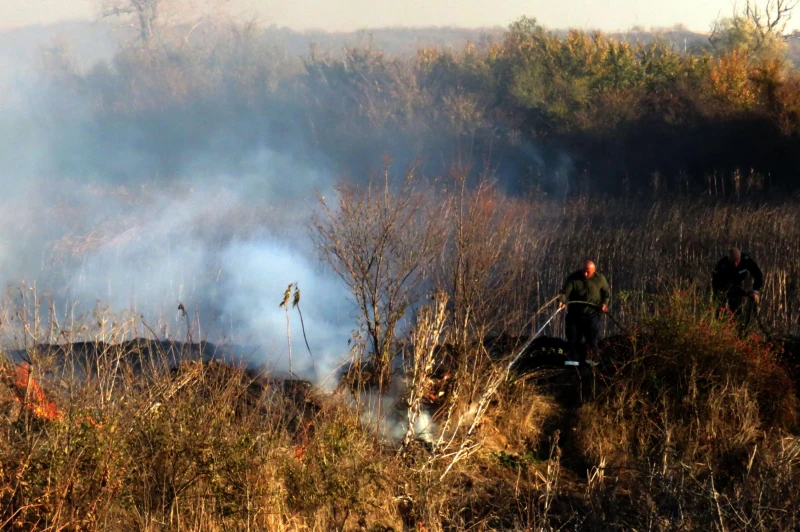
left=576, top=290, right=800, bottom=530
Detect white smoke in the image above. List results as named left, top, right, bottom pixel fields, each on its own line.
left=0, top=54, right=356, bottom=382
left=218, top=238, right=353, bottom=381
left=348, top=376, right=438, bottom=445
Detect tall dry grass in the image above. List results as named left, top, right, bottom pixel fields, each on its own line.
left=491, top=196, right=800, bottom=340
left=2, top=185, right=800, bottom=530
left=0, top=298, right=396, bottom=531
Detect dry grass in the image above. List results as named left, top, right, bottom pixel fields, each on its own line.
left=574, top=292, right=799, bottom=530
left=2, top=187, right=800, bottom=530
left=1, top=288, right=799, bottom=531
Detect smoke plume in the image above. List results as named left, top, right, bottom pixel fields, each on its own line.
left=0, top=40, right=354, bottom=384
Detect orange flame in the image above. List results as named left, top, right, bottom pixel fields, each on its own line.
left=293, top=445, right=306, bottom=461
left=7, top=363, right=62, bottom=421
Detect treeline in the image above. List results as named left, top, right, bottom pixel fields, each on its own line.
left=37, top=15, right=800, bottom=195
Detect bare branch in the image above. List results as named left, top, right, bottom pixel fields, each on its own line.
left=745, top=0, right=798, bottom=37
left=312, top=164, right=449, bottom=386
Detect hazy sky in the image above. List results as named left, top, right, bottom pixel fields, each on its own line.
left=3, top=0, right=800, bottom=33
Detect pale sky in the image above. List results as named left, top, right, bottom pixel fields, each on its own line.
left=3, top=0, right=799, bottom=33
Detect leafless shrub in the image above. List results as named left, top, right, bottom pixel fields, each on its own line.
left=312, top=163, right=448, bottom=387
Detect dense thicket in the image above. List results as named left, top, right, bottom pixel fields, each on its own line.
left=33, top=16, right=800, bottom=195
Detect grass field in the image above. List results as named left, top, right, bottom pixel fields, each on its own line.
left=2, top=181, right=799, bottom=531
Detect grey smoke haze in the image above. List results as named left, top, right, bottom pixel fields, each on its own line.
left=0, top=9, right=576, bottom=384
left=0, top=49, right=354, bottom=383
left=4, top=0, right=798, bottom=34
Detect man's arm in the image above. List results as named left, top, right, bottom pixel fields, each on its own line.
left=744, top=257, right=764, bottom=292
left=599, top=275, right=611, bottom=308
left=558, top=277, right=574, bottom=306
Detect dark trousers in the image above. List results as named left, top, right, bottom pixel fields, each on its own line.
left=566, top=313, right=600, bottom=364
left=716, top=289, right=754, bottom=332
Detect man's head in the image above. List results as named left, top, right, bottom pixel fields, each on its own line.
left=728, top=248, right=742, bottom=267
left=583, top=260, right=596, bottom=279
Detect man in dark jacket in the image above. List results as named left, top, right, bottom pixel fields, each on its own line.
left=712, top=248, right=763, bottom=326
left=558, top=260, right=611, bottom=366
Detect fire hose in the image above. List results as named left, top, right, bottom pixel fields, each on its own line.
left=565, top=301, right=629, bottom=334
left=506, top=306, right=563, bottom=372
left=506, top=300, right=628, bottom=373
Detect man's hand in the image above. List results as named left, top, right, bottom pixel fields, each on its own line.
left=558, top=301, right=566, bottom=310
left=750, top=291, right=760, bottom=303
left=601, top=304, right=608, bottom=313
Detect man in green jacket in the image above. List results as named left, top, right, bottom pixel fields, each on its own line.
left=558, top=260, right=610, bottom=366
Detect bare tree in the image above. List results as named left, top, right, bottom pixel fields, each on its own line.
left=430, top=166, right=540, bottom=404
left=710, top=0, right=798, bottom=60
left=745, top=0, right=799, bottom=39
left=437, top=169, right=533, bottom=350
left=98, top=0, right=228, bottom=45
left=312, top=163, right=448, bottom=386
left=101, top=0, right=162, bottom=43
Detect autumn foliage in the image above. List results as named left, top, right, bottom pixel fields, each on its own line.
left=33, top=15, right=800, bottom=196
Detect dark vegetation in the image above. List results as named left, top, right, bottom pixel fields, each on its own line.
left=23, top=6, right=800, bottom=196
left=3, top=2, right=800, bottom=530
